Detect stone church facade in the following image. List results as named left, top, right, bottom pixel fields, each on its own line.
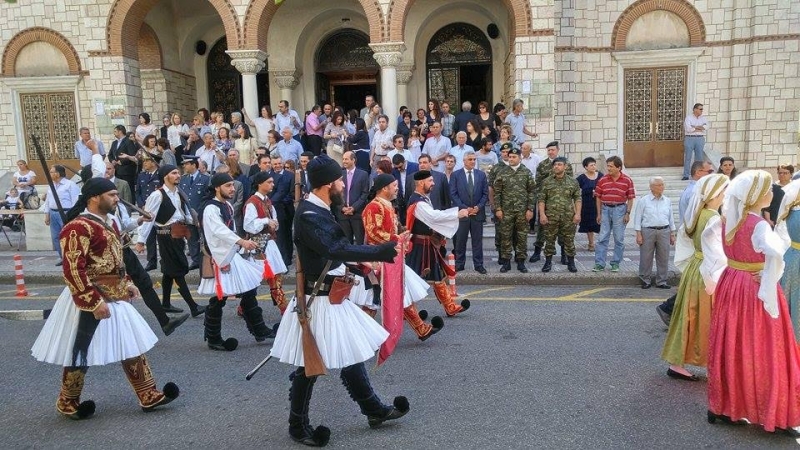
left=0, top=0, right=798, bottom=177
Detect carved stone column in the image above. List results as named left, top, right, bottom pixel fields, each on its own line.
left=272, top=69, right=301, bottom=110
left=227, top=50, right=267, bottom=119
left=370, top=43, right=404, bottom=122
left=396, top=64, right=414, bottom=114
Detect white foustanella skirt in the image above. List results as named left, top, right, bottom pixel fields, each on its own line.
left=198, top=253, right=264, bottom=296
left=31, top=287, right=158, bottom=367
left=264, top=240, right=287, bottom=275
left=270, top=266, right=389, bottom=369
left=402, top=264, right=430, bottom=308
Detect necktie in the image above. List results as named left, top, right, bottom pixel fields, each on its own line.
left=346, top=170, right=353, bottom=206
left=467, top=170, right=474, bottom=204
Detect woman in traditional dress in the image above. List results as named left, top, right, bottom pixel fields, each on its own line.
left=777, top=179, right=800, bottom=342
left=707, top=169, right=800, bottom=436
left=661, top=173, right=728, bottom=380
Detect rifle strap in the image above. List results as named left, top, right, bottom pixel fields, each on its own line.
left=305, top=260, right=333, bottom=310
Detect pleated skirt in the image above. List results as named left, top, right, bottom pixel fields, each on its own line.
left=31, top=287, right=157, bottom=367
left=198, top=253, right=264, bottom=296
left=402, top=264, right=430, bottom=308
left=264, top=240, right=288, bottom=275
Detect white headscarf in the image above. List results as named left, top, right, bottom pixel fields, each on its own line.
left=774, top=179, right=800, bottom=244
left=721, top=169, right=773, bottom=244
left=674, top=174, right=729, bottom=271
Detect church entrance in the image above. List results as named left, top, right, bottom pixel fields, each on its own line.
left=207, top=37, right=269, bottom=121
left=426, top=23, right=492, bottom=111
left=623, top=67, right=686, bottom=168
left=315, top=30, right=379, bottom=112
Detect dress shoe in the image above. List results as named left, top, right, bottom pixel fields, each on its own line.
left=475, top=267, right=487, bottom=274
left=499, top=260, right=511, bottom=273
left=707, top=410, right=748, bottom=426
left=681, top=176, right=689, bottom=181
left=656, top=304, right=671, bottom=326
left=667, top=368, right=698, bottom=381
left=641, top=282, right=652, bottom=289
left=55, top=261, right=63, bottom=266
left=657, top=284, right=671, bottom=289
left=144, top=263, right=157, bottom=271
left=187, top=263, right=199, bottom=271
left=517, top=261, right=528, bottom=273
left=162, top=305, right=184, bottom=314
left=190, top=305, right=207, bottom=318
left=162, top=313, right=190, bottom=336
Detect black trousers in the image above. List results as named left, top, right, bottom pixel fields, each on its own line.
left=338, top=215, right=365, bottom=245
left=306, top=135, right=323, bottom=156
left=122, top=247, right=169, bottom=326
left=454, top=217, right=484, bottom=269
left=275, top=204, right=294, bottom=266
left=146, top=230, right=157, bottom=268
left=187, top=224, right=202, bottom=267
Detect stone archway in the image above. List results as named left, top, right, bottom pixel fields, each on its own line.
left=242, top=0, right=385, bottom=51
left=2, top=27, right=82, bottom=76
left=386, top=0, right=531, bottom=42
left=105, top=0, right=242, bottom=59
left=611, top=0, right=705, bottom=50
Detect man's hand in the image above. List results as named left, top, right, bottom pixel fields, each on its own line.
left=573, top=213, right=581, bottom=224
left=670, top=233, right=676, bottom=246
left=539, top=213, right=549, bottom=225
left=44, top=215, right=50, bottom=226
left=93, top=301, right=111, bottom=320
left=623, top=213, right=630, bottom=225
left=134, top=242, right=145, bottom=254
left=238, top=239, right=258, bottom=251
left=525, top=209, right=534, bottom=221
left=86, top=139, right=98, bottom=154
left=458, top=209, right=469, bottom=219
left=495, top=210, right=503, bottom=221
left=596, top=213, right=602, bottom=225
left=636, top=232, right=643, bottom=246
left=126, top=284, right=141, bottom=301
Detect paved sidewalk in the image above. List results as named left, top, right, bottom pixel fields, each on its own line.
left=0, top=223, right=681, bottom=287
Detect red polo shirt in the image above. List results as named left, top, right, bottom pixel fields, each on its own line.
left=594, top=172, right=636, bottom=205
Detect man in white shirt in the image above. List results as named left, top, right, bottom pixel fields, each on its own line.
left=387, top=134, right=414, bottom=163
left=449, top=131, right=471, bottom=171
left=504, top=99, right=537, bottom=145
left=520, top=142, right=542, bottom=177
left=632, top=176, right=676, bottom=289
left=421, top=122, right=450, bottom=172
left=195, top=132, right=225, bottom=173
left=370, top=115, right=394, bottom=168
left=361, top=95, right=376, bottom=119
left=274, top=100, right=302, bottom=141
left=74, top=127, right=106, bottom=182
left=276, top=127, right=303, bottom=165
left=44, top=164, right=80, bottom=264
left=682, top=103, right=709, bottom=180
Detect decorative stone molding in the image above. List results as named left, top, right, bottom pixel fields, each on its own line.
left=370, top=42, right=405, bottom=68
left=226, top=50, right=267, bottom=75
left=396, top=65, right=414, bottom=84
left=611, top=0, right=705, bottom=50
left=271, top=70, right=300, bottom=90
left=2, top=27, right=82, bottom=76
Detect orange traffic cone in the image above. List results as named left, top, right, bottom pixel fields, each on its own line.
left=446, top=253, right=458, bottom=297
left=14, top=254, right=28, bottom=297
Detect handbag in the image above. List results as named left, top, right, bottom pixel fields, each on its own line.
left=201, top=254, right=215, bottom=279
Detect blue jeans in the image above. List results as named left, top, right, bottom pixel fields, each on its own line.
left=594, top=205, right=626, bottom=266
left=682, top=136, right=705, bottom=178
left=48, top=210, right=64, bottom=257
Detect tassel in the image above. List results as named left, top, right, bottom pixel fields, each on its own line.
left=214, top=264, right=224, bottom=300
left=263, top=260, right=274, bottom=280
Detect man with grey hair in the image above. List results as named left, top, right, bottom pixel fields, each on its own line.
left=632, top=176, right=675, bottom=289
left=449, top=150, right=489, bottom=273
left=75, top=127, right=106, bottom=182
left=454, top=101, right=475, bottom=134
left=505, top=99, right=538, bottom=145
left=449, top=131, right=470, bottom=171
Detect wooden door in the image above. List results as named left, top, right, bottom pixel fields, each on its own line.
left=624, top=67, right=686, bottom=168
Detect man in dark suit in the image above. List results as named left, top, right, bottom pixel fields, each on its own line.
left=449, top=151, right=489, bottom=273
left=108, top=125, right=138, bottom=196
left=135, top=153, right=162, bottom=271
left=178, top=155, right=210, bottom=269
left=453, top=101, right=476, bottom=134
left=407, top=154, right=450, bottom=211
left=335, top=150, right=370, bottom=244
left=392, top=154, right=418, bottom=224
left=269, top=154, right=295, bottom=266
left=294, top=151, right=314, bottom=204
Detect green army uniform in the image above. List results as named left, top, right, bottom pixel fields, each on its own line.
left=494, top=164, right=536, bottom=263
left=488, top=160, right=509, bottom=254
left=538, top=173, right=581, bottom=258
left=534, top=157, right=574, bottom=247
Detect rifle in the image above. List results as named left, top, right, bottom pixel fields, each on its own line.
left=296, top=255, right=328, bottom=377
left=30, top=135, right=68, bottom=224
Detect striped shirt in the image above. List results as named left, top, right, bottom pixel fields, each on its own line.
left=594, top=173, right=636, bottom=205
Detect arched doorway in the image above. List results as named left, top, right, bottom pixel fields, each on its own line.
left=207, top=37, right=269, bottom=120
left=426, top=23, right=492, bottom=111
left=315, top=29, right=378, bottom=112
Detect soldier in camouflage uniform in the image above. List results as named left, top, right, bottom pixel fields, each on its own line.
left=489, top=142, right=512, bottom=256
left=538, top=157, right=582, bottom=273
left=531, top=141, right=574, bottom=264
left=494, top=146, right=536, bottom=273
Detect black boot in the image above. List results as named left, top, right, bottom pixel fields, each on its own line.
left=560, top=246, right=568, bottom=265
left=204, top=298, right=238, bottom=351
left=240, top=290, right=275, bottom=341
left=499, top=259, right=511, bottom=273
left=529, top=245, right=542, bottom=263
left=567, top=256, right=578, bottom=273
left=341, top=363, right=408, bottom=428
left=542, top=256, right=553, bottom=273
left=289, top=368, right=330, bottom=446
left=516, top=260, right=528, bottom=273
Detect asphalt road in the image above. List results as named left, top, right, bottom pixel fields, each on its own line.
left=0, top=284, right=797, bottom=449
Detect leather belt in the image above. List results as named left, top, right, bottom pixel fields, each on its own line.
left=603, top=203, right=626, bottom=207
left=646, top=226, right=669, bottom=230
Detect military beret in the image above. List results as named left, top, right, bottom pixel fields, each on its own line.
left=552, top=157, right=568, bottom=165
left=508, top=146, right=521, bottom=156
left=546, top=141, right=559, bottom=148
left=500, top=142, right=514, bottom=152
